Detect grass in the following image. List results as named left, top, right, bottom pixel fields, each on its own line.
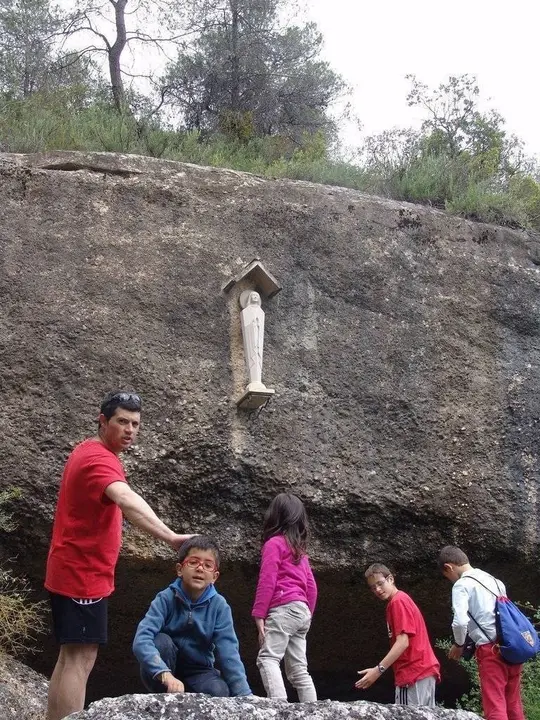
left=1, top=91, right=539, bottom=231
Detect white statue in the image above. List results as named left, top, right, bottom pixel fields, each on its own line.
left=239, top=290, right=270, bottom=394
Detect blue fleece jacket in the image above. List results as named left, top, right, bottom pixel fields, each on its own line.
left=132, top=578, right=251, bottom=696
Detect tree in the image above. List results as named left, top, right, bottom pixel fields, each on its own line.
left=405, top=73, right=525, bottom=180
left=356, top=74, right=539, bottom=226
left=62, top=0, right=195, bottom=114
left=0, top=0, right=102, bottom=100
left=0, top=0, right=62, bottom=97
left=161, top=0, right=345, bottom=141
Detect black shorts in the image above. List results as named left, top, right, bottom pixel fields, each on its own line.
left=49, top=593, right=108, bottom=645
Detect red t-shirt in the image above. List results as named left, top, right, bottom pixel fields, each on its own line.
left=45, top=439, right=127, bottom=598
left=386, top=590, right=441, bottom=687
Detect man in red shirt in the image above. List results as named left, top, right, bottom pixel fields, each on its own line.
left=355, top=562, right=440, bottom=706
left=45, top=391, right=192, bottom=720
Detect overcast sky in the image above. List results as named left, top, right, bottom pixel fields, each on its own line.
left=306, top=0, right=539, bottom=157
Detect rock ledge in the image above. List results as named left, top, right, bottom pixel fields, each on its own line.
left=69, top=693, right=480, bottom=720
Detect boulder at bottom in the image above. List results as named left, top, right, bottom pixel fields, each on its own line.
left=0, top=653, right=47, bottom=720
left=68, top=693, right=480, bottom=720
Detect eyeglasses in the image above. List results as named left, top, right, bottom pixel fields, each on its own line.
left=182, top=556, right=217, bottom=573
left=369, top=577, right=392, bottom=592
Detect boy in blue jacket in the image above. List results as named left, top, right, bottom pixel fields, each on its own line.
left=133, top=535, right=251, bottom=696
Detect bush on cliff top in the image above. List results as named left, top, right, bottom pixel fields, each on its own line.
left=1, top=87, right=539, bottom=232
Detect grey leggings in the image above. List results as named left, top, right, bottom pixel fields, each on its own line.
left=256, top=601, right=317, bottom=702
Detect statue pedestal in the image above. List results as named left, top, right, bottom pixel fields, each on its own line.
left=237, top=387, right=275, bottom=410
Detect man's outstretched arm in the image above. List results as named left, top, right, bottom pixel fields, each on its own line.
left=105, top=481, right=192, bottom=550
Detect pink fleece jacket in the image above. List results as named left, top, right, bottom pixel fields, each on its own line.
left=252, top=535, right=317, bottom=619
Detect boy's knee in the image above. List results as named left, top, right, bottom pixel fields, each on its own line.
left=208, top=678, right=230, bottom=697
left=138, top=633, right=177, bottom=692
left=187, top=672, right=230, bottom=697
left=154, top=633, right=175, bottom=655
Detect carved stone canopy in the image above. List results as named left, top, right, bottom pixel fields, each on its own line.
left=223, top=259, right=282, bottom=298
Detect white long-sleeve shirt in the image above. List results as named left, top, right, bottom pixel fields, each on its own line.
left=451, top=568, right=505, bottom=647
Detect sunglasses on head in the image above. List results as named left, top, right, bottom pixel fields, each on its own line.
left=101, top=393, right=142, bottom=412
left=110, top=392, right=141, bottom=405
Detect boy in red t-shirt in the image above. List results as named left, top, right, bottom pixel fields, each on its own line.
left=355, top=563, right=440, bottom=706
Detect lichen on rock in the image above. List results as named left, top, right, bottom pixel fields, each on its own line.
left=68, top=693, right=481, bottom=720
left=0, top=654, right=47, bottom=720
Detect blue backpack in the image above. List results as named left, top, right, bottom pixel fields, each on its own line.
left=466, top=575, right=540, bottom=665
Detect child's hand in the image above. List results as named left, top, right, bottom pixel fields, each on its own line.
left=161, top=672, right=185, bottom=693
left=254, top=617, right=266, bottom=647
left=448, top=643, right=464, bottom=661
left=355, top=667, right=380, bottom=690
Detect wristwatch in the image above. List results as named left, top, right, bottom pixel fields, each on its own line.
left=377, top=663, right=386, bottom=674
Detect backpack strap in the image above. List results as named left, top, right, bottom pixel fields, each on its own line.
left=462, top=574, right=501, bottom=597
left=467, top=610, right=497, bottom=643
left=460, top=574, right=499, bottom=643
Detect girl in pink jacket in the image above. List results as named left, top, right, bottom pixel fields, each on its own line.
left=252, top=493, right=317, bottom=702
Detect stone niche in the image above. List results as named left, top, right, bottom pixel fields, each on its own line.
left=223, top=258, right=281, bottom=410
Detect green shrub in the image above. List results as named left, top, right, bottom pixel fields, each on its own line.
left=218, top=110, right=255, bottom=143
left=2, top=92, right=540, bottom=231
left=0, top=488, right=46, bottom=656
left=509, top=175, right=540, bottom=230
left=395, top=154, right=462, bottom=206
left=447, top=183, right=530, bottom=229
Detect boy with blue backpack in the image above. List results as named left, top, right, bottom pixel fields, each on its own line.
left=438, top=545, right=538, bottom=720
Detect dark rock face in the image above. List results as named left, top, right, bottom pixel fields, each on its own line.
left=1, top=151, right=539, bottom=703
left=0, top=654, right=47, bottom=719
left=69, top=693, right=480, bottom=720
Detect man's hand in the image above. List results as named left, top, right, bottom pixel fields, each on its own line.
left=161, top=671, right=185, bottom=693
left=355, top=667, right=380, bottom=690
left=448, top=644, right=464, bottom=661
left=169, top=533, right=196, bottom=551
